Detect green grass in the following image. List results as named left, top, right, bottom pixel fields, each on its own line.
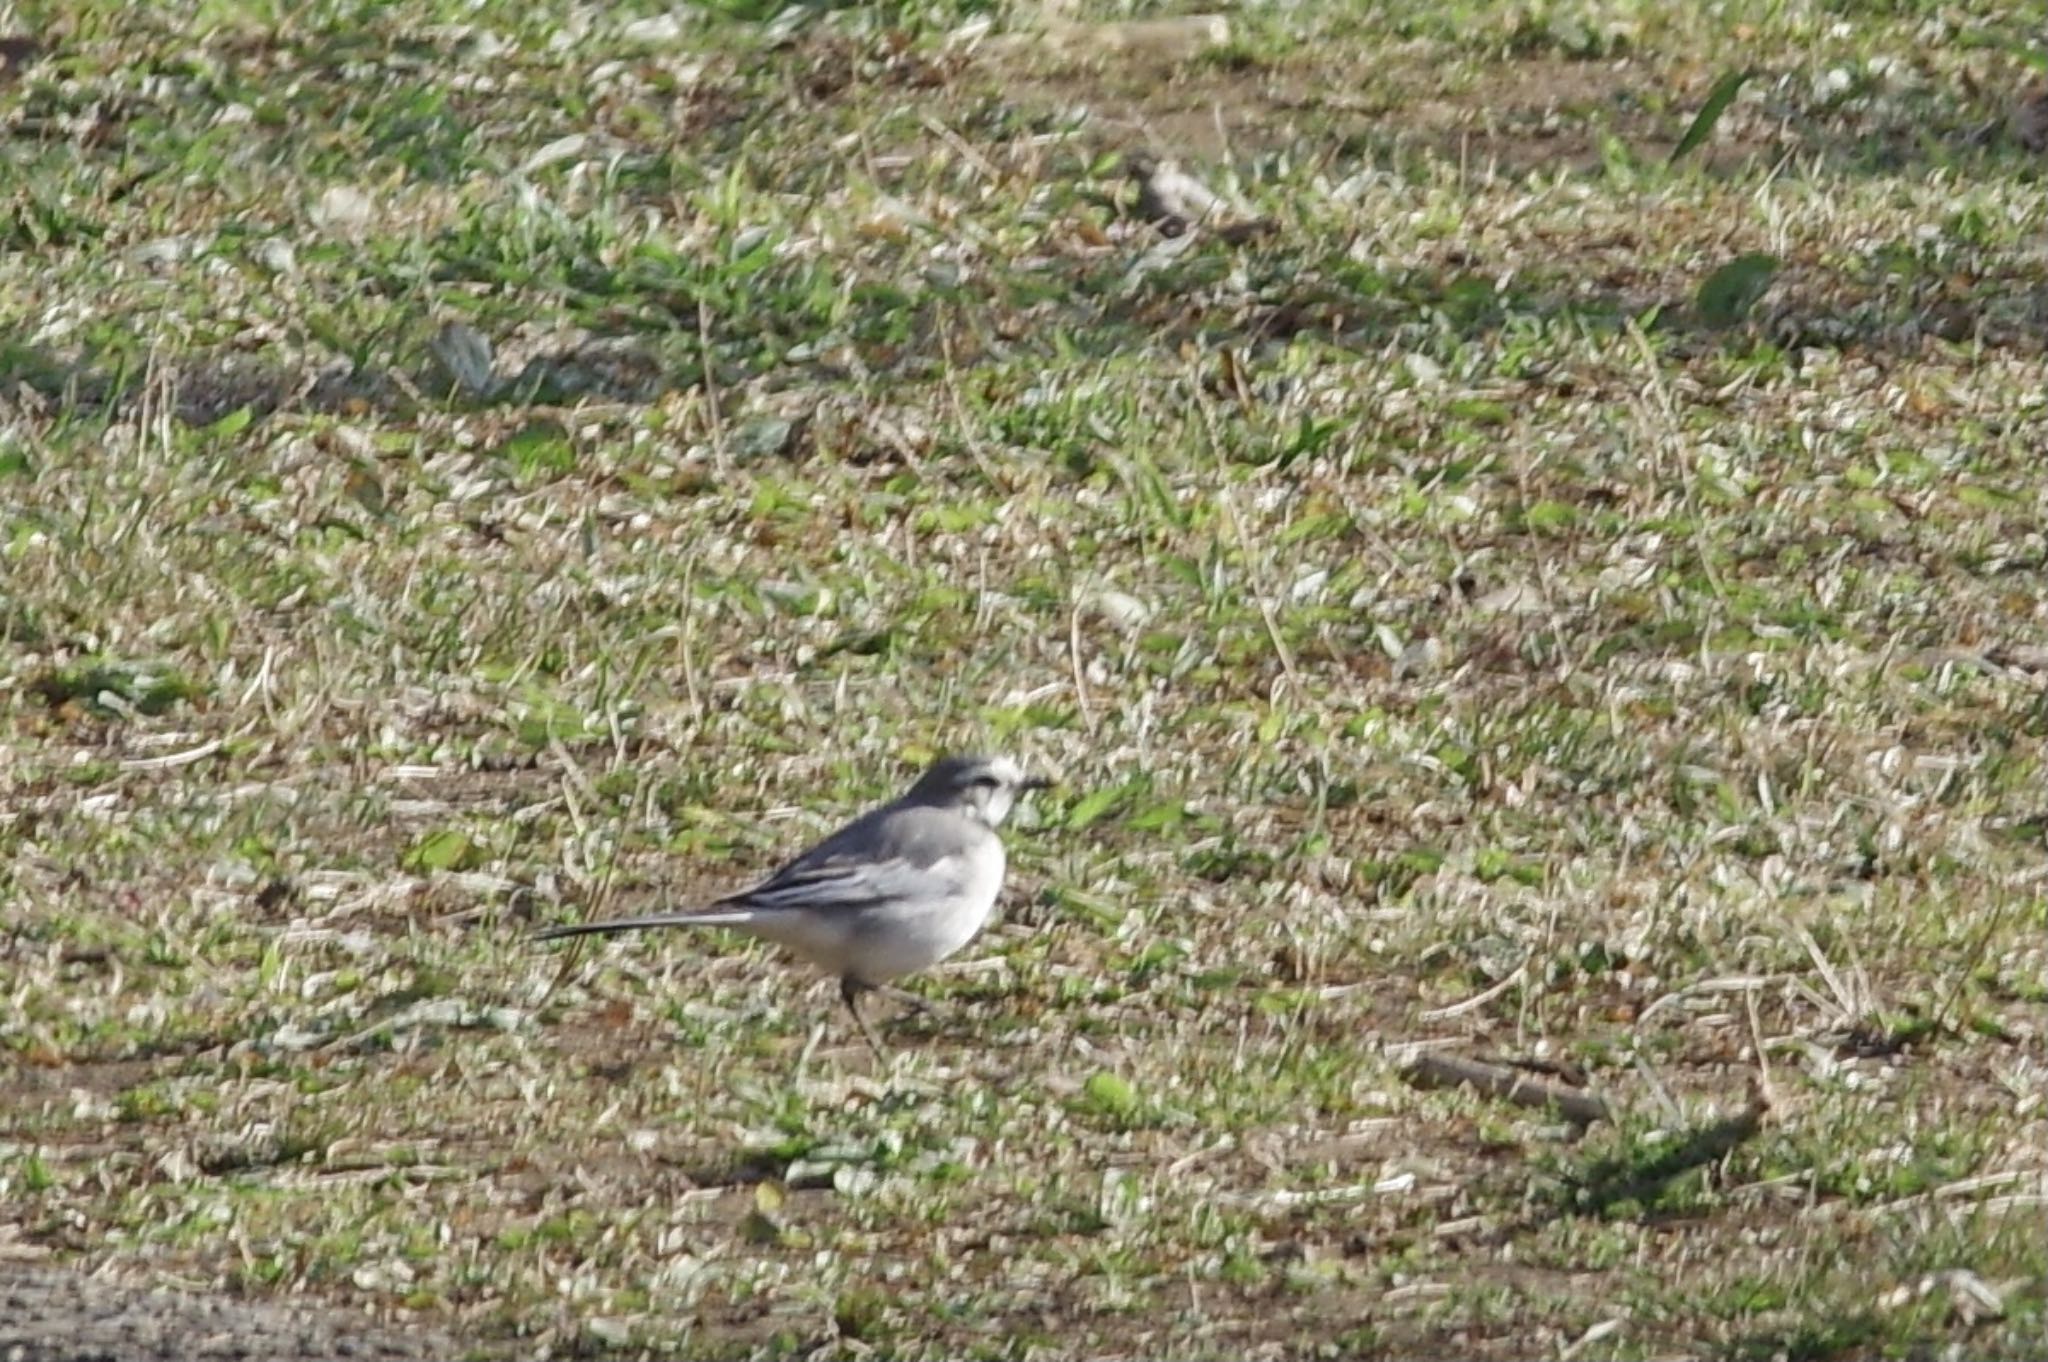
left=4, top=0, right=2048, bottom=1356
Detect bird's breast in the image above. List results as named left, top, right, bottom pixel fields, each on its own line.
left=843, top=835, right=1006, bottom=983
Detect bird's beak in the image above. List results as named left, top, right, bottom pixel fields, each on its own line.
left=1020, top=773, right=1055, bottom=792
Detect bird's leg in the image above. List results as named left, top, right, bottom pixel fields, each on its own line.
left=840, top=976, right=887, bottom=1059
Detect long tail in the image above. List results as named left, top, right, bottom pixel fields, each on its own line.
left=533, top=909, right=751, bottom=942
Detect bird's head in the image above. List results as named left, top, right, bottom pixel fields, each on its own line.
left=908, top=753, right=1052, bottom=829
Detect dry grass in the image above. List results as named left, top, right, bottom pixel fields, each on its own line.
left=3, top=0, right=2046, bottom=1357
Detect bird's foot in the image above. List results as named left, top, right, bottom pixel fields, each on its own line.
left=874, top=985, right=940, bottom=1018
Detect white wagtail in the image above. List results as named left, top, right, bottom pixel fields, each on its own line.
left=537, top=754, right=1051, bottom=1054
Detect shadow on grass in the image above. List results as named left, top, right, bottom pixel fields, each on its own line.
left=7, top=244, right=2044, bottom=436
left=1557, top=1094, right=1768, bottom=1216
left=6, top=108, right=2047, bottom=433
left=1722, top=1311, right=1889, bottom=1362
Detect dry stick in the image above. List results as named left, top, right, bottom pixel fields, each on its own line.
left=1632, top=1049, right=1684, bottom=1125
left=1745, top=985, right=1776, bottom=1110
left=118, top=736, right=227, bottom=772
left=1397, top=1051, right=1612, bottom=1126
left=697, top=298, right=727, bottom=474
left=920, top=111, right=1002, bottom=183
left=1796, top=924, right=1860, bottom=1021
left=677, top=551, right=703, bottom=722
left=1068, top=594, right=1098, bottom=735
left=1416, top=961, right=1528, bottom=1022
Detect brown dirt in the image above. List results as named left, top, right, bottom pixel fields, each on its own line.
left=0, top=1267, right=459, bottom=1361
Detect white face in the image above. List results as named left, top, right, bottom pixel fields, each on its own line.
left=971, top=756, right=1027, bottom=828
left=952, top=755, right=1041, bottom=829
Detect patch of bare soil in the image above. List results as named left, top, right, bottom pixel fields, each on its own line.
left=0, top=1267, right=460, bottom=1362
left=989, top=39, right=1696, bottom=169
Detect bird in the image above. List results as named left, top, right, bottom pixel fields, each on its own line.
left=536, top=754, right=1052, bottom=1055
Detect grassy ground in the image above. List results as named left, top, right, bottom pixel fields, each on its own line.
left=4, top=0, right=2047, bottom=1357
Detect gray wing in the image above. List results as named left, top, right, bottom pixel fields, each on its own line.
left=724, top=803, right=986, bottom=916
left=532, top=802, right=985, bottom=939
